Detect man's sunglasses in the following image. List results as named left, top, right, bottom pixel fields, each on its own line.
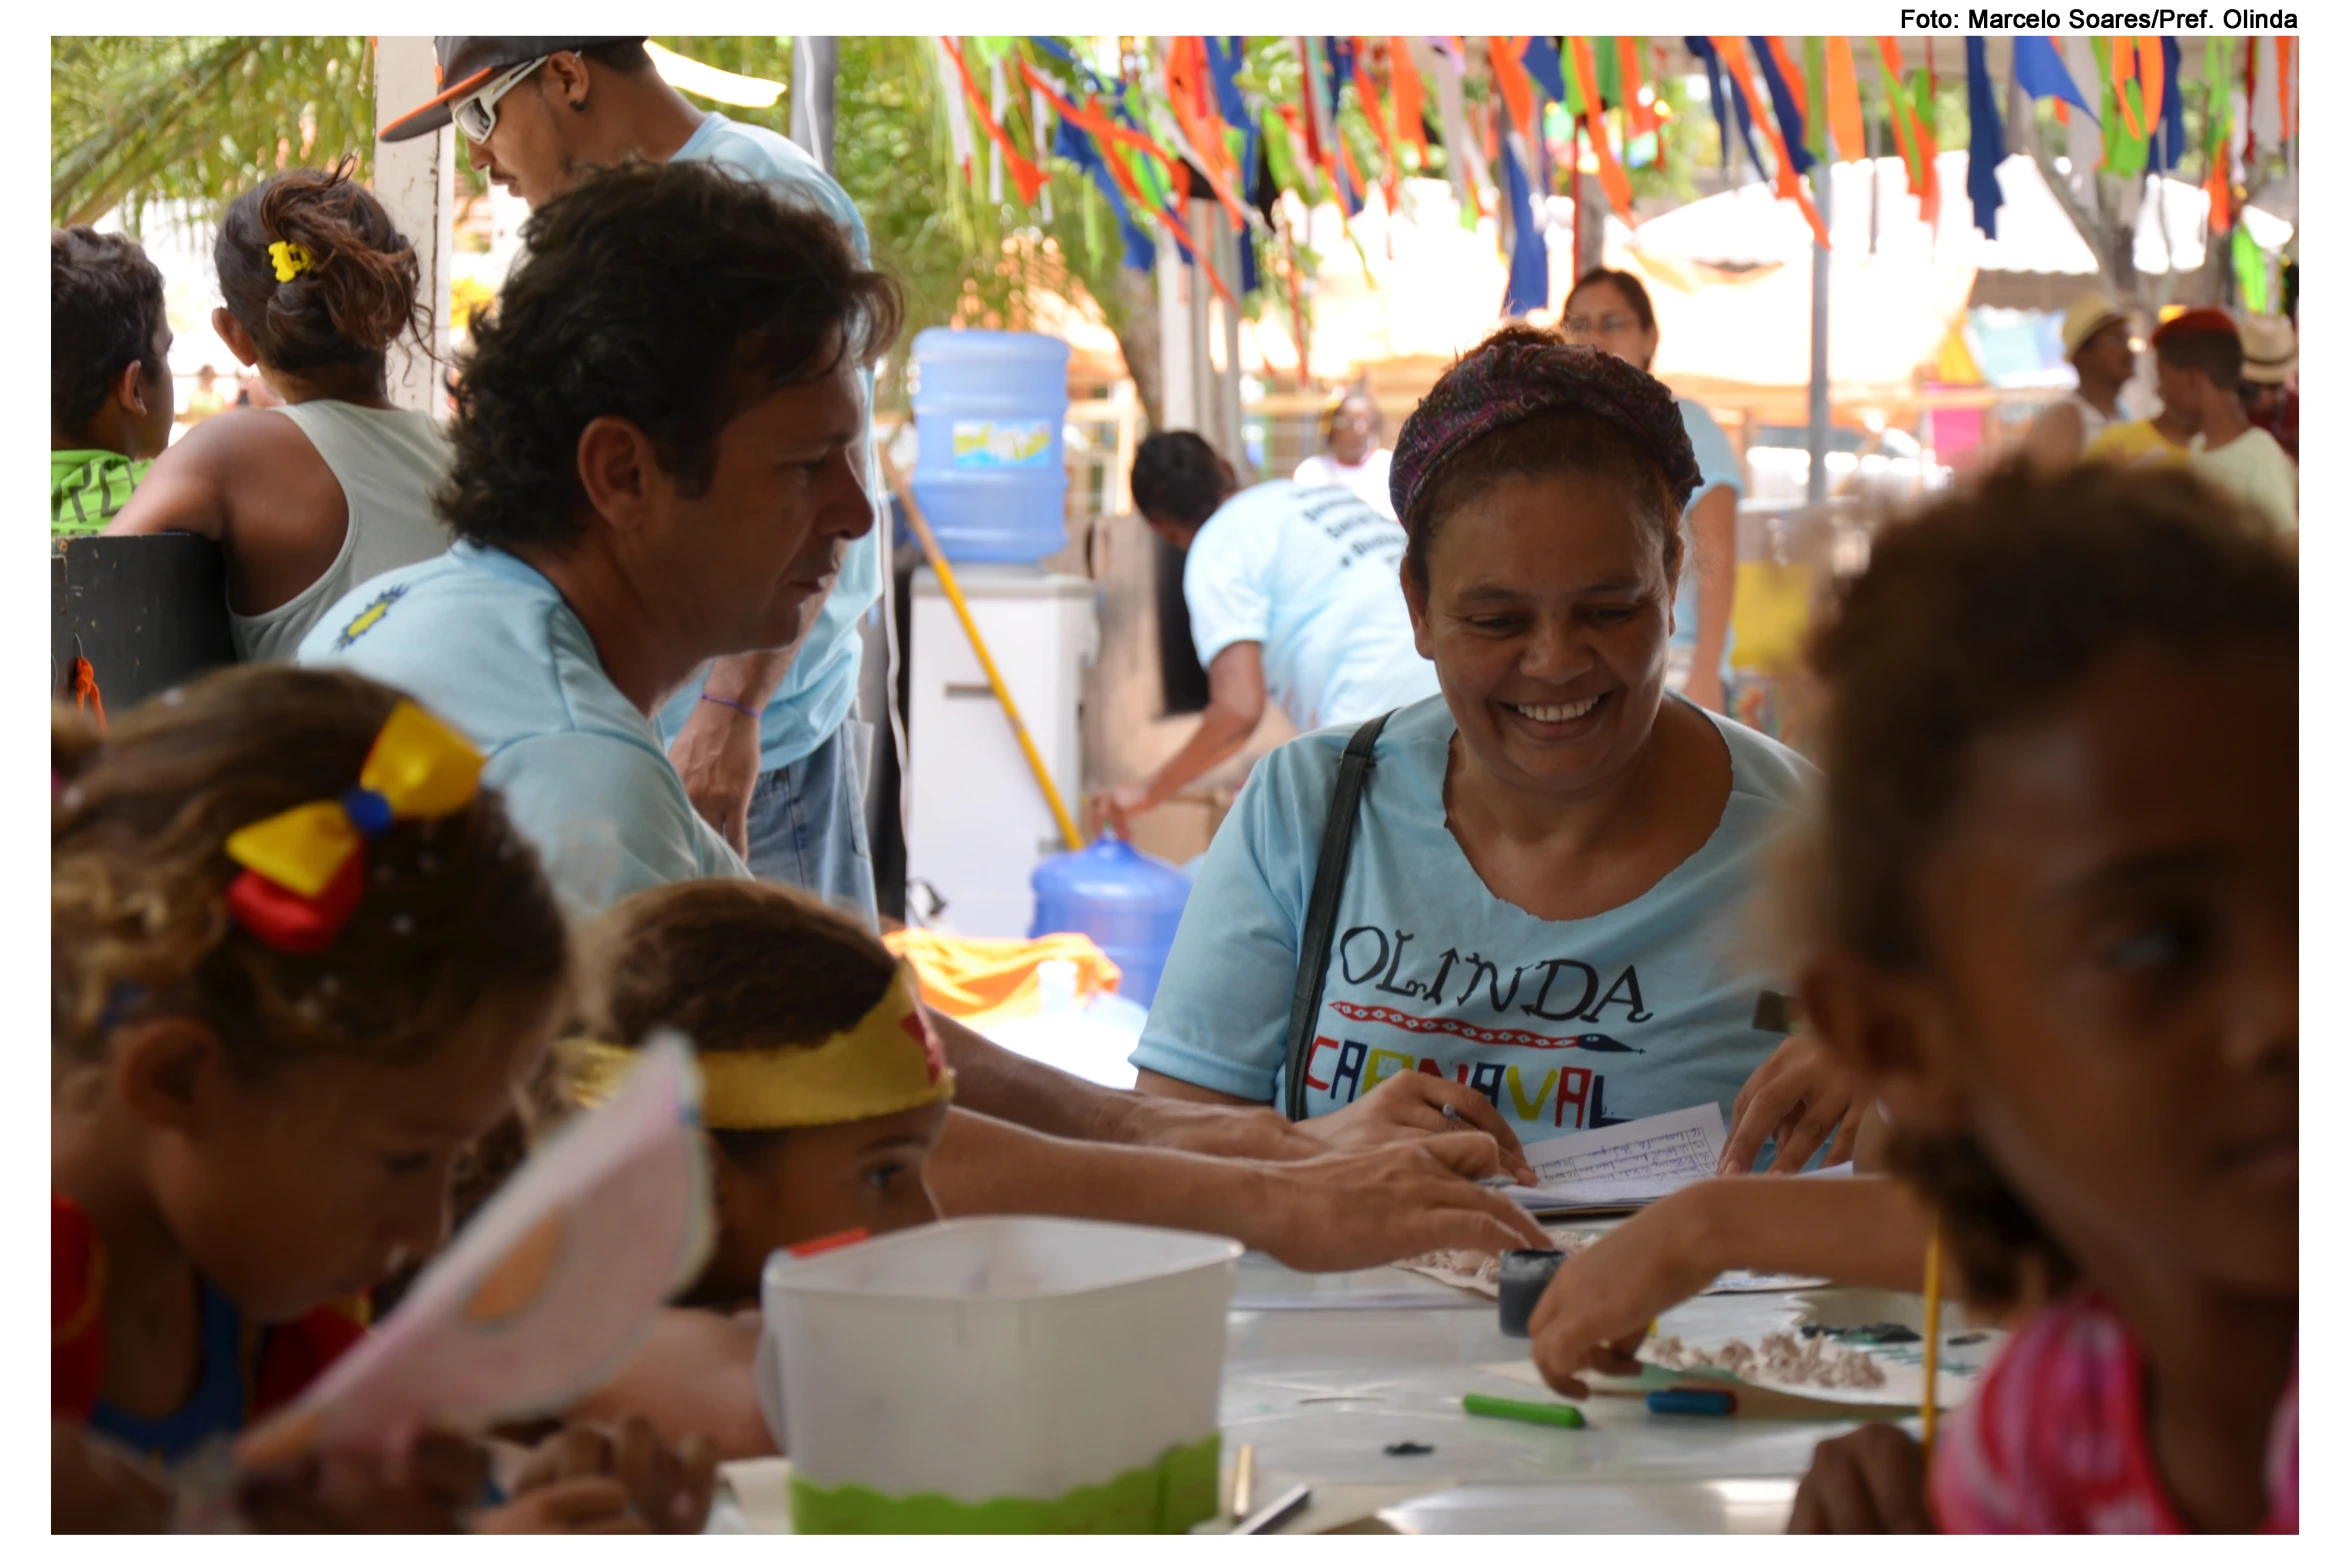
left=453, top=57, right=549, bottom=143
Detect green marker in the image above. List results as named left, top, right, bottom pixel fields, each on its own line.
left=1462, top=1392, right=1586, bottom=1429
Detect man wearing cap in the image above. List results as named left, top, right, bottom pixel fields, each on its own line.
left=384, top=37, right=886, bottom=926
left=2021, top=295, right=2135, bottom=476
left=2239, top=313, right=2298, bottom=466
left=2155, top=310, right=2297, bottom=538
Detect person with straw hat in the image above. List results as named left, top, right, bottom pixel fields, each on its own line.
left=2021, top=294, right=2135, bottom=476
left=2238, top=313, right=2297, bottom=465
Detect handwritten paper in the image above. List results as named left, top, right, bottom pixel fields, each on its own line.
left=245, top=1035, right=714, bottom=1459
left=1509, top=1104, right=1727, bottom=1212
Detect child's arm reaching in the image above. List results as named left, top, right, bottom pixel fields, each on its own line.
left=1528, top=1175, right=1936, bottom=1397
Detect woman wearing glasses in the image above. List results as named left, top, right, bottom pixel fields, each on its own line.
left=1293, top=388, right=1397, bottom=519
left=107, top=162, right=448, bottom=663
left=1560, top=269, right=1742, bottom=716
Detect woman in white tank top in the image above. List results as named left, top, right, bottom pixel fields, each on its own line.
left=108, top=163, right=450, bottom=662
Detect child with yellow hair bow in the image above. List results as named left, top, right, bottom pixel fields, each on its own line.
left=53, top=666, right=717, bottom=1532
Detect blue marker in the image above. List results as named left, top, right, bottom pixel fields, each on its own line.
left=1647, top=1388, right=1736, bottom=1417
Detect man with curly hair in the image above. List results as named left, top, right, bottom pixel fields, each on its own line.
left=382, top=36, right=886, bottom=924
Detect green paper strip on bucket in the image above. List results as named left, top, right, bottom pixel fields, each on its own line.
left=791, top=1433, right=1222, bottom=1534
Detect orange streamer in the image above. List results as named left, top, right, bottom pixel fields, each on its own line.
left=1390, top=37, right=1429, bottom=159
left=1487, top=36, right=1538, bottom=144
left=2111, top=37, right=2146, bottom=140
left=1567, top=38, right=1635, bottom=221
left=1824, top=37, right=1865, bottom=162
left=1618, top=37, right=1657, bottom=137
left=940, top=39, right=1048, bottom=204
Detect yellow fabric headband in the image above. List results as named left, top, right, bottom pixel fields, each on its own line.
left=561, top=960, right=955, bottom=1131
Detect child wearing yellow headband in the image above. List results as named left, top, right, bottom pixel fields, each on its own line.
left=562, top=879, right=957, bottom=1303
left=52, top=666, right=715, bottom=1532
left=546, top=880, right=955, bottom=1458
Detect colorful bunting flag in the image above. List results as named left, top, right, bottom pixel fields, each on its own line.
left=2012, top=35, right=2097, bottom=122
left=1618, top=37, right=1657, bottom=137
left=1963, top=36, right=2004, bottom=239
left=1822, top=37, right=1866, bottom=161
left=1748, top=35, right=1816, bottom=177
left=1523, top=37, right=1567, bottom=106
left=1497, top=130, right=1549, bottom=318
left=1389, top=37, right=1429, bottom=162
left=2205, top=36, right=2236, bottom=233
left=940, top=37, right=1048, bottom=204
left=1802, top=37, right=1829, bottom=164
left=2153, top=35, right=2186, bottom=174
left=1714, top=36, right=1828, bottom=247
left=1488, top=37, right=1539, bottom=145
left=1566, top=37, right=1636, bottom=221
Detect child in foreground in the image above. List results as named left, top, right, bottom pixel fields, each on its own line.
left=553, top=879, right=956, bottom=1453
left=1781, top=464, right=2295, bottom=1532
left=52, top=667, right=713, bottom=1531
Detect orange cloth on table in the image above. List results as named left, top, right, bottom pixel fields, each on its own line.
left=883, top=929, right=1125, bottom=1031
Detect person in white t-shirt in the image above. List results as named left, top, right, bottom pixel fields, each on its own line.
left=2022, top=293, right=2137, bottom=476
left=1292, top=390, right=1396, bottom=518
left=1094, top=431, right=1440, bottom=837
left=2159, top=311, right=2297, bottom=537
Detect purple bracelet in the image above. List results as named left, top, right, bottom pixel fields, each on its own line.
left=699, top=693, right=762, bottom=720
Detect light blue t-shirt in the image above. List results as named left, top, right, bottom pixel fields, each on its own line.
left=655, top=112, right=882, bottom=774
left=296, top=543, right=749, bottom=918
left=1182, top=481, right=1440, bottom=734
left=1131, top=694, right=1815, bottom=1144
left=1673, top=398, right=1744, bottom=682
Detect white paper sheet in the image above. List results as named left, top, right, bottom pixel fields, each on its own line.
left=1509, top=1105, right=1727, bottom=1211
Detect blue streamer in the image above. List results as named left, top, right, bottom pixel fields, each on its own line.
left=1747, top=36, right=1815, bottom=177
left=1964, top=36, right=2006, bottom=239
left=1499, top=134, right=1549, bottom=319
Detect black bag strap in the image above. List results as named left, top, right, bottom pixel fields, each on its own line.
left=1281, top=710, right=1392, bottom=1121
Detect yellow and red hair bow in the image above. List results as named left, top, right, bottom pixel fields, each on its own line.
left=223, top=700, right=484, bottom=953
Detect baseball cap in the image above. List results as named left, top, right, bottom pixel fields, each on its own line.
left=379, top=38, right=646, bottom=143
left=2150, top=307, right=2239, bottom=347
left=2060, top=294, right=2126, bottom=361
left=2238, top=313, right=2297, bottom=385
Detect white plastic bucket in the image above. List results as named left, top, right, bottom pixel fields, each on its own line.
left=759, top=1216, right=1240, bottom=1532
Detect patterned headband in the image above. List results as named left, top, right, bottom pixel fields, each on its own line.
left=1388, top=337, right=1703, bottom=530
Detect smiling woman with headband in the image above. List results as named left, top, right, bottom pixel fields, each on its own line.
left=1134, top=326, right=1863, bottom=1174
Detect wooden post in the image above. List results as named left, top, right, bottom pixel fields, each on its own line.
left=372, top=38, right=454, bottom=419
left=1156, top=240, right=1195, bottom=432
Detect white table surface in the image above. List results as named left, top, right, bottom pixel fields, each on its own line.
left=717, top=1239, right=1905, bottom=1534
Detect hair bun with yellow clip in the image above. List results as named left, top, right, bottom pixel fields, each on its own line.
left=222, top=699, right=484, bottom=953
left=268, top=240, right=316, bottom=284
